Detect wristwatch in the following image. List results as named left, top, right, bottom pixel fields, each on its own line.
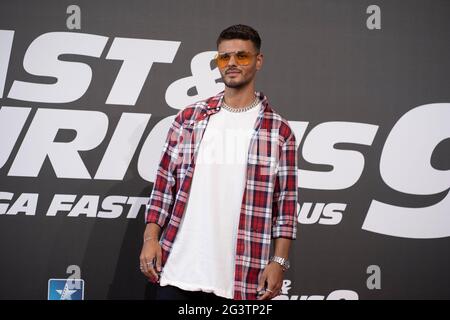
left=270, top=256, right=290, bottom=271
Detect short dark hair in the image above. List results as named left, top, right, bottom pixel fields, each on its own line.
left=216, top=24, right=261, bottom=52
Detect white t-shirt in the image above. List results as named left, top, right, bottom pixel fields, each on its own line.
left=159, top=102, right=261, bottom=299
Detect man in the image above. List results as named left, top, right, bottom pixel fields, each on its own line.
left=140, top=24, right=298, bottom=300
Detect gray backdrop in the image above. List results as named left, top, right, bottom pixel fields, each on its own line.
left=0, top=0, right=449, bottom=299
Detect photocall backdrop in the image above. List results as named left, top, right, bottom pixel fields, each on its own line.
left=0, top=0, right=449, bottom=299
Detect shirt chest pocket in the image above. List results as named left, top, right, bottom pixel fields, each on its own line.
left=247, top=148, right=278, bottom=179
left=247, top=129, right=279, bottom=167
left=178, top=119, right=207, bottom=166
left=249, top=157, right=278, bottom=178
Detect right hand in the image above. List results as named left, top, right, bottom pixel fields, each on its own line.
left=139, top=239, right=162, bottom=281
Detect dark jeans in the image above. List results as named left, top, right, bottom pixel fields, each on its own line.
left=155, top=284, right=232, bottom=302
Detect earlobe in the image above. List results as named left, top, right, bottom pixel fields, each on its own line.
left=256, top=54, right=263, bottom=70
left=256, top=60, right=263, bottom=70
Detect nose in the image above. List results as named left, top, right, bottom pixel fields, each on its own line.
left=227, top=54, right=237, bottom=67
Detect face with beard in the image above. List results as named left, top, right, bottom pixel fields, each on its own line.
left=216, top=39, right=263, bottom=89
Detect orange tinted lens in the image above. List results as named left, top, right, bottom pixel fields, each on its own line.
left=216, top=54, right=230, bottom=68
left=235, top=52, right=252, bottom=65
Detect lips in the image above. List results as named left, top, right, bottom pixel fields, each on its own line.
left=226, top=69, right=241, bottom=75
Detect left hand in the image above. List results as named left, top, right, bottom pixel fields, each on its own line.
left=256, top=261, right=284, bottom=300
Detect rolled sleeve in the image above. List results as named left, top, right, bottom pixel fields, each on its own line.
left=146, top=110, right=183, bottom=228
left=272, top=132, right=298, bottom=239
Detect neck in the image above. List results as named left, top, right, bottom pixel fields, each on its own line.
left=223, top=83, right=256, bottom=108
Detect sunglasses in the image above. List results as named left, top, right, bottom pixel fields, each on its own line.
left=214, top=51, right=259, bottom=69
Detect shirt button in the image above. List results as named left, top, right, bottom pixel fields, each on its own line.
left=215, top=107, right=220, bottom=111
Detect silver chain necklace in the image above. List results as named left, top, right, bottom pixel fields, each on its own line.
left=221, top=95, right=260, bottom=113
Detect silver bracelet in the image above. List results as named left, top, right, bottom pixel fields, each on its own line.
left=143, top=236, right=157, bottom=243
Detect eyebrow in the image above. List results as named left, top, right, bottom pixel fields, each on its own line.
left=218, top=50, right=248, bottom=55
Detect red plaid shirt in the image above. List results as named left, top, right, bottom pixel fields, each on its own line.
left=146, top=90, right=298, bottom=300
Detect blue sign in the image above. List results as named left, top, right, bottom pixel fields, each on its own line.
left=48, top=279, right=84, bottom=300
